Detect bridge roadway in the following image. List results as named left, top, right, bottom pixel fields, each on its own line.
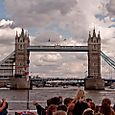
left=27, top=46, right=88, bottom=52
left=30, top=77, right=115, bottom=81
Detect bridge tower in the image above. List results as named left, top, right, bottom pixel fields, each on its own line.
left=85, top=29, right=105, bottom=90
left=11, top=29, right=30, bottom=89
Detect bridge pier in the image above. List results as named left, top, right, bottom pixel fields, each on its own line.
left=10, top=78, right=30, bottom=89
left=85, top=78, right=105, bottom=90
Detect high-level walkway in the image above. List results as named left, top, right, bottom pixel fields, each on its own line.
left=27, top=46, right=88, bottom=52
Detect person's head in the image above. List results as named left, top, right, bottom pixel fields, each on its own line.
left=74, top=89, right=85, bottom=103
left=86, top=98, right=92, bottom=102
left=100, top=98, right=112, bottom=115
left=89, top=102, right=95, bottom=110
left=82, top=108, right=94, bottom=115
left=86, top=99, right=95, bottom=110
left=86, top=98, right=92, bottom=103
left=57, top=104, right=67, bottom=112
left=47, top=104, right=57, bottom=115
left=64, top=98, right=73, bottom=107
left=101, top=98, right=111, bottom=107
left=53, top=110, right=67, bottom=115
left=47, top=96, right=62, bottom=107
left=86, top=98, right=93, bottom=108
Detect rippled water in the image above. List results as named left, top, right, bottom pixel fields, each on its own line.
left=0, top=86, right=115, bottom=110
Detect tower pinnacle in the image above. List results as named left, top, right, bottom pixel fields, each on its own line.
left=89, top=31, right=91, bottom=38
left=98, top=31, right=100, bottom=38
left=21, top=28, right=24, bottom=36
left=15, top=31, right=18, bottom=38
left=93, top=28, right=96, bottom=37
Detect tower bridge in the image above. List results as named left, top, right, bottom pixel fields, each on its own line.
left=0, top=28, right=110, bottom=90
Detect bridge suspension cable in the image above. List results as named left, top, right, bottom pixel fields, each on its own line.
left=0, top=51, right=15, bottom=65
left=101, top=51, right=115, bottom=69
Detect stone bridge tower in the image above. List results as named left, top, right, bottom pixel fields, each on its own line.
left=11, top=29, right=30, bottom=89
left=85, top=29, right=105, bottom=90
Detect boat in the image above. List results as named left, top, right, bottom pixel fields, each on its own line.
left=109, top=82, right=115, bottom=89
left=63, top=85, right=68, bottom=88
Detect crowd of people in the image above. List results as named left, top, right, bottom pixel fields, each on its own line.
left=33, top=89, right=115, bottom=115
left=0, top=89, right=115, bottom=115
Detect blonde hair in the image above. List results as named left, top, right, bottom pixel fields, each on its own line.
left=82, top=108, right=94, bottom=115
left=73, top=89, right=85, bottom=103
left=53, top=110, right=67, bottom=115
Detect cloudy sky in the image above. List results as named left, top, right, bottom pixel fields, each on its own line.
left=0, top=0, right=115, bottom=78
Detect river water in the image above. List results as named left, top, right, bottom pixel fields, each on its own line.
left=0, top=86, right=115, bottom=110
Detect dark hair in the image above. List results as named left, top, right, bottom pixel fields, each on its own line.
left=86, top=98, right=92, bottom=102
left=100, top=98, right=111, bottom=115
left=64, top=98, right=73, bottom=106
left=90, top=102, right=95, bottom=110
left=47, top=104, right=57, bottom=115
left=57, top=104, right=67, bottom=112
left=95, top=105, right=100, bottom=113
left=47, top=97, right=62, bottom=107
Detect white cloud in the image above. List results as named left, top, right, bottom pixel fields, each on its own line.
left=31, top=53, right=62, bottom=65
left=5, top=0, right=115, bottom=41
left=32, top=31, right=63, bottom=45
left=0, top=19, right=13, bottom=28
left=5, top=0, right=77, bottom=27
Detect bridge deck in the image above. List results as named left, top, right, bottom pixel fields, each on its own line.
left=27, top=46, right=88, bottom=52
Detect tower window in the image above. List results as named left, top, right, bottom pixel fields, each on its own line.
left=18, top=38, right=20, bottom=42
left=20, top=45, right=22, bottom=49
left=19, top=44, right=23, bottom=49
left=93, top=45, right=96, bottom=50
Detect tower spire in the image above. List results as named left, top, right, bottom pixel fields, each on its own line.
left=98, top=31, right=100, bottom=38
left=21, top=28, right=24, bottom=36
left=93, top=28, right=96, bottom=37
left=16, top=31, right=18, bottom=37
left=89, top=31, right=91, bottom=38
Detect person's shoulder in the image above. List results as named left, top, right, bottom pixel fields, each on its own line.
left=80, top=101, right=89, bottom=108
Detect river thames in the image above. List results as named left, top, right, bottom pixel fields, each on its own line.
left=0, top=86, right=115, bottom=110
